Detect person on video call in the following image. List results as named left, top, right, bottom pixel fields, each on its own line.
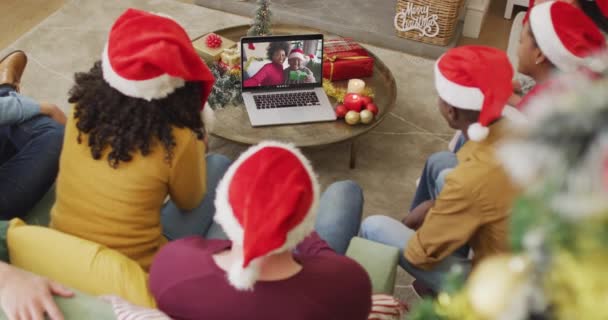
left=283, top=48, right=316, bottom=85
left=243, top=41, right=290, bottom=87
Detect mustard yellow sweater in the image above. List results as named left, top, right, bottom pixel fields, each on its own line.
left=51, top=112, right=206, bottom=270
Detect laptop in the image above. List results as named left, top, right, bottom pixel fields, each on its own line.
left=240, top=34, right=336, bottom=127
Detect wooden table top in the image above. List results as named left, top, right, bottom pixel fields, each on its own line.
left=197, top=24, right=397, bottom=147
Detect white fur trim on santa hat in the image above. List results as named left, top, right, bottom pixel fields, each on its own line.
left=289, top=51, right=310, bottom=63
left=468, top=122, right=489, bottom=141
left=101, top=45, right=186, bottom=101
left=529, top=1, right=586, bottom=72
left=434, top=61, right=484, bottom=111
left=228, top=258, right=262, bottom=291
left=213, top=141, right=320, bottom=290
left=202, top=103, right=215, bottom=133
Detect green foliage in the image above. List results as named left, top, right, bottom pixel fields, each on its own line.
left=407, top=299, right=445, bottom=320
left=247, top=0, right=272, bottom=36
left=441, top=266, right=467, bottom=295
left=206, top=63, right=243, bottom=109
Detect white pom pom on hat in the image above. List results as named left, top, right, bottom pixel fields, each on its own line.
left=468, top=123, right=490, bottom=142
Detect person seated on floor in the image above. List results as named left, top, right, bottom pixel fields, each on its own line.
left=0, top=261, right=72, bottom=320
left=509, top=0, right=607, bottom=106
left=524, top=0, right=608, bottom=33
left=243, top=41, right=290, bottom=87
left=514, top=1, right=606, bottom=108
left=49, top=8, right=225, bottom=272
left=149, top=141, right=372, bottom=320
left=452, top=1, right=605, bottom=166
left=283, top=48, right=316, bottom=84
left=360, top=46, right=520, bottom=294
left=0, top=50, right=66, bottom=220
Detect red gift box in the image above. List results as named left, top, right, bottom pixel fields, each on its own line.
left=323, top=38, right=374, bottom=81
left=323, top=50, right=374, bottom=81
left=324, top=38, right=368, bottom=56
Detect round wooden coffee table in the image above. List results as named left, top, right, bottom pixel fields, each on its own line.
left=197, top=24, right=397, bottom=168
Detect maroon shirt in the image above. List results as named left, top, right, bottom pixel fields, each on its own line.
left=149, top=232, right=372, bottom=320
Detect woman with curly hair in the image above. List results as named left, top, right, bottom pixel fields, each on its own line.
left=50, top=9, right=231, bottom=271
left=243, top=41, right=290, bottom=87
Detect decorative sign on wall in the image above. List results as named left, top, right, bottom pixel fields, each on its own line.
left=394, top=2, right=440, bottom=38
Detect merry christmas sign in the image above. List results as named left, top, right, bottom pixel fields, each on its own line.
left=394, top=2, right=440, bottom=38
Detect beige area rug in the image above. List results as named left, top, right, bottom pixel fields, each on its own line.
left=1, top=0, right=453, bottom=307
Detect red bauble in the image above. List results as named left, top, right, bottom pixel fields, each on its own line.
left=335, top=104, right=348, bottom=118
left=360, top=96, right=373, bottom=105
left=366, top=103, right=379, bottom=116
left=248, top=43, right=256, bottom=50
left=206, top=33, right=223, bottom=48
left=343, top=93, right=365, bottom=112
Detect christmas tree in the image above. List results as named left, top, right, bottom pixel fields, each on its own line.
left=408, top=55, right=608, bottom=320
left=247, top=0, right=273, bottom=36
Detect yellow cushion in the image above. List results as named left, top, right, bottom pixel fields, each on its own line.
left=6, top=219, right=156, bottom=308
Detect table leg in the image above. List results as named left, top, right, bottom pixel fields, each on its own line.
left=349, top=140, right=357, bottom=169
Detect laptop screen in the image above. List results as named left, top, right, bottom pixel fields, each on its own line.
left=241, top=34, right=323, bottom=91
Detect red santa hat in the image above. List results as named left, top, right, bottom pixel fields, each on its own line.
left=598, top=0, right=608, bottom=16
left=101, top=9, right=215, bottom=114
left=529, top=1, right=606, bottom=72
left=434, top=46, right=514, bottom=142
left=288, top=48, right=313, bottom=63
left=214, top=141, right=320, bottom=290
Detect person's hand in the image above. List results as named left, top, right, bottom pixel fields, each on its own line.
left=508, top=93, right=523, bottom=107
left=0, top=264, right=73, bottom=320
left=39, top=103, right=67, bottom=125
left=512, top=79, right=523, bottom=94
left=402, top=200, right=434, bottom=230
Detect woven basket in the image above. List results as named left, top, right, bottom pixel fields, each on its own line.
left=394, top=0, right=465, bottom=46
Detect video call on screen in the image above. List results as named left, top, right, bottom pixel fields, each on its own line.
left=242, top=39, right=323, bottom=89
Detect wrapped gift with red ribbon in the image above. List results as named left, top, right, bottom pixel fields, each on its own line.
left=323, top=38, right=374, bottom=81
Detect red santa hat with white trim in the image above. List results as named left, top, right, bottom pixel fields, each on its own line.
left=288, top=48, right=313, bottom=63
left=434, top=46, right=514, bottom=142
left=214, top=141, right=320, bottom=290
left=529, top=1, right=606, bottom=72
left=101, top=9, right=216, bottom=127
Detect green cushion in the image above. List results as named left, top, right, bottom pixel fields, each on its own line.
left=346, top=237, right=399, bottom=294
left=0, top=291, right=116, bottom=320
left=23, top=185, right=55, bottom=226
left=0, top=188, right=116, bottom=319
left=0, top=221, right=8, bottom=263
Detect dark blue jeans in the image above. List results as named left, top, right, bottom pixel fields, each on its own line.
left=409, top=134, right=466, bottom=211
left=162, top=153, right=364, bottom=255
left=0, top=86, right=64, bottom=219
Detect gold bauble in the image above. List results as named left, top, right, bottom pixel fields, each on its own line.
left=360, top=109, right=374, bottom=124
left=467, top=255, right=530, bottom=319
left=345, top=111, right=361, bottom=125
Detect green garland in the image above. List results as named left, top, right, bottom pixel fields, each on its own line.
left=206, top=63, right=243, bottom=109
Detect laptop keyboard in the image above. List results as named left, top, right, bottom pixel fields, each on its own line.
left=253, top=91, right=320, bottom=109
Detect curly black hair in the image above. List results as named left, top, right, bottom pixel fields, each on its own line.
left=68, top=61, right=205, bottom=168
left=266, top=41, right=291, bottom=61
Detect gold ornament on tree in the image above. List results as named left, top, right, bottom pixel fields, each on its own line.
left=467, top=255, right=532, bottom=320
